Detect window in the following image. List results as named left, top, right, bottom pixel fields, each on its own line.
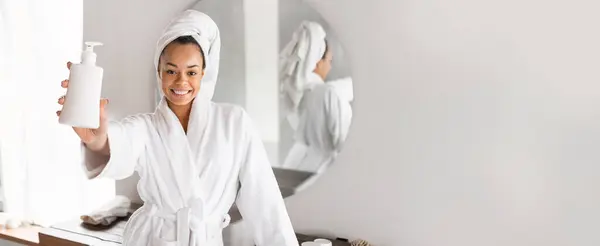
left=0, top=0, right=114, bottom=227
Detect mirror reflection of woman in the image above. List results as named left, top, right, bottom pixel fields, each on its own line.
left=57, top=10, right=298, bottom=246
left=280, top=21, right=353, bottom=173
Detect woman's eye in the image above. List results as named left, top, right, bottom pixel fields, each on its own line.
left=188, top=71, right=197, bottom=76
left=166, top=70, right=176, bottom=75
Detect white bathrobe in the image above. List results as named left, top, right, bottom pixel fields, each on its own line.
left=83, top=10, right=298, bottom=246
left=282, top=73, right=353, bottom=173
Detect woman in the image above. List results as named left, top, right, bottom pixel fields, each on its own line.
left=280, top=21, right=353, bottom=173
left=57, top=10, right=298, bottom=246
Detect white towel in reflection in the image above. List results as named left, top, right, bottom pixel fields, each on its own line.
left=80, top=196, right=131, bottom=226
left=279, top=21, right=327, bottom=130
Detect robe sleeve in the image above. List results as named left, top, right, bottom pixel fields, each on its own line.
left=82, top=115, right=149, bottom=180
left=236, top=111, right=299, bottom=246
left=325, top=87, right=353, bottom=152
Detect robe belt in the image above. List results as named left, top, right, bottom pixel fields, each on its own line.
left=148, top=203, right=231, bottom=246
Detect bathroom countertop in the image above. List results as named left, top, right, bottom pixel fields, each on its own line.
left=296, top=234, right=352, bottom=246
left=272, top=167, right=315, bottom=190
left=39, top=226, right=122, bottom=245
left=0, top=225, right=42, bottom=245
left=40, top=220, right=350, bottom=246
left=228, top=167, right=314, bottom=222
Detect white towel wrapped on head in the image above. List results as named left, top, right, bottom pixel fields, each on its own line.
left=154, top=9, right=221, bottom=101
left=279, top=21, right=327, bottom=130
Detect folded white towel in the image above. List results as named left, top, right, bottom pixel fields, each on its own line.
left=80, top=195, right=131, bottom=226
left=0, top=212, right=33, bottom=229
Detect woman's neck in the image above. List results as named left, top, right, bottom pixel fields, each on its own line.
left=167, top=101, right=192, bottom=133
left=311, top=71, right=326, bottom=82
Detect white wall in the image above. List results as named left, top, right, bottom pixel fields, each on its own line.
left=286, top=0, right=600, bottom=245
left=244, top=0, right=280, bottom=165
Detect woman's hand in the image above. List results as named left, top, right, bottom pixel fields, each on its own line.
left=57, top=61, right=109, bottom=152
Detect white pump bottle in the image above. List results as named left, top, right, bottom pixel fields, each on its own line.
left=59, top=42, right=104, bottom=128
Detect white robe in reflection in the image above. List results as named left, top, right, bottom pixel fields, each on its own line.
left=279, top=21, right=327, bottom=130
left=327, top=77, right=354, bottom=103
left=282, top=73, right=353, bottom=173
left=82, top=96, right=298, bottom=246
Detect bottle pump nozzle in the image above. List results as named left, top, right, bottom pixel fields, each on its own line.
left=81, top=41, right=103, bottom=65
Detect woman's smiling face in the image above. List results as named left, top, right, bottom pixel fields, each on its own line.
left=159, top=41, right=205, bottom=106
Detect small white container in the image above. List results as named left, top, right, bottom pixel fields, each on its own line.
left=314, top=239, right=333, bottom=246
left=301, top=242, right=320, bottom=246
left=59, top=41, right=104, bottom=128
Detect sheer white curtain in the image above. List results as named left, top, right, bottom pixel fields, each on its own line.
left=0, top=0, right=114, bottom=226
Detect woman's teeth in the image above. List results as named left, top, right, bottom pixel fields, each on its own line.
left=171, top=89, right=190, bottom=95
